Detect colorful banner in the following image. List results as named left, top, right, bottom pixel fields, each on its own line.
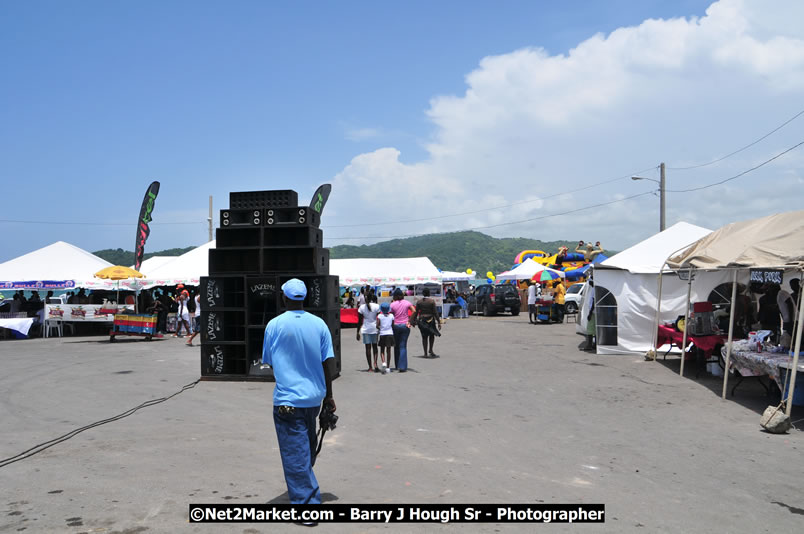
left=0, top=280, right=76, bottom=290
left=337, top=276, right=442, bottom=286
left=45, top=304, right=116, bottom=322
left=134, top=181, right=160, bottom=271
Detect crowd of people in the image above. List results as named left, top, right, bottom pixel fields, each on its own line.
left=354, top=286, right=442, bottom=373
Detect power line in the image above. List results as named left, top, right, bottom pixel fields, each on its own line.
left=326, top=141, right=803, bottom=241
left=0, top=220, right=204, bottom=226
left=326, top=190, right=655, bottom=240
left=666, top=140, right=804, bottom=193
left=322, top=165, right=658, bottom=228
left=668, top=108, right=804, bottom=170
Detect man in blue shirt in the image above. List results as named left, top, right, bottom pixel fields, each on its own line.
left=262, top=278, right=336, bottom=507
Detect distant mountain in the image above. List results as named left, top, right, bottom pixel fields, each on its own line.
left=330, top=231, right=588, bottom=274
left=92, top=246, right=195, bottom=266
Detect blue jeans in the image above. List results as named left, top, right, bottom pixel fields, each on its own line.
left=273, top=405, right=321, bottom=504
left=392, top=324, right=410, bottom=371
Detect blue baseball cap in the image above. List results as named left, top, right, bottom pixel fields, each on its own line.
left=380, top=302, right=390, bottom=313
left=281, top=278, right=307, bottom=301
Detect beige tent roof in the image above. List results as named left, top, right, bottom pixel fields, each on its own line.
left=667, top=210, right=804, bottom=269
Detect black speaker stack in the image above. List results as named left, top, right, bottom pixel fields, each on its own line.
left=199, top=186, right=340, bottom=380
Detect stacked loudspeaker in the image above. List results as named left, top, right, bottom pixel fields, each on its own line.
left=199, top=187, right=340, bottom=380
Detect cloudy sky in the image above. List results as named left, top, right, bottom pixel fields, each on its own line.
left=1, top=0, right=802, bottom=263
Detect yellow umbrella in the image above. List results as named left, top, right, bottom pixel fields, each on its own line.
left=94, top=266, right=145, bottom=311
left=94, top=266, right=145, bottom=280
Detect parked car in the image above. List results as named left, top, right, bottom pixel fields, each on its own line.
left=564, top=282, right=586, bottom=314
left=467, top=284, right=521, bottom=316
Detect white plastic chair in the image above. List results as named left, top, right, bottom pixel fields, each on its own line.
left=45, top=319, right=63, bottom=338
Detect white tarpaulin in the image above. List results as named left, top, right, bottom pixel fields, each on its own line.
left=667, top=210, right=804, bottom=269
left=141, top=241, right=215, bottom=286
left=497, top=258, right=565, bottom=281
left=0, top=241, right=113, bottom=289
left=592, top=222, right=728, bottom=355
left=330, top=257, right=442, bottom=286
left=441, top=271, right=477, bottom=281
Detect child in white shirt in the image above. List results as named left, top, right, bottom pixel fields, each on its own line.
left=376, top=302, right=395, bottom=373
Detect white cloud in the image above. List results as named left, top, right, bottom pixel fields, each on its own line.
left=324, top=0, right=804, bottom=252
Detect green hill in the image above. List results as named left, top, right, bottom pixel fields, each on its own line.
left=92, top=246, right=195, bottom=266
left=330, top=231, right=583, bottom=275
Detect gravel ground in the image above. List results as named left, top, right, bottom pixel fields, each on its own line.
left=1, top=316, right=802, bottom=533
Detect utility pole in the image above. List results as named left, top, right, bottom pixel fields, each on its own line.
left=208, top=196, right=213, bottom=242
left=659, top=162, right=666, bottom=232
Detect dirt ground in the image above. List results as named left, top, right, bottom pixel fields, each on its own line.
left=1, top=316, right=802, bottom=533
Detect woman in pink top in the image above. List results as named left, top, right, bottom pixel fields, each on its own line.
left=389, top=288, right=415, bottom=372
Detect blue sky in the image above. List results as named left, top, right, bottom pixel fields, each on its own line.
left=2, top=0, right=802, bottom=264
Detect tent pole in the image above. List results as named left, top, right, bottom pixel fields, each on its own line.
left=721, top=269, right=739, bottom=399
left=679, top=268, right=693, bottom=376
left=784, top=273, right=804, bottom=417
left=650, top=269, right=665, bottom=360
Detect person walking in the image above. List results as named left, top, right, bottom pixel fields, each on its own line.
left=186, top=291, right=202, bottom=346
left=356, top=291, right=381, bottom=372
left=414, top=288, right=441, bottom=357
left=262, top=278, right=336, bottom=508
left=390, top=288, right=415, bottom=372
left=527, top=281, right=538, bottom=324
left=376, top=302, right=394, bottom=373
left=174, top=290, right=192, bottom=337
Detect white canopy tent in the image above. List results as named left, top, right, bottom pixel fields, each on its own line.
left=664, top=210, right=804, bottom=414
left=143, top=241, right=215, bottom=286
left=497, top=258, right=565, bottom=281
left=441, top=270, right=477, bottom=281
left=330, top=257, right=442, bottom=286
left=592, top=222, right=721, bottom=355
left=0, top=241, right=113, bottom=290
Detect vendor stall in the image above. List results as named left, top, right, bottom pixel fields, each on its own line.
left=724, top=346, right=804, bottom=404
left=661, top=210, right=804, bottom=416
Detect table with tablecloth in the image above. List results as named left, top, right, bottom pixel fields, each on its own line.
left=0, top=317, right=35, bottom=336
left=725, top=348, right=804, bottom=393
left=340, top=308, right=359, bottom=325
left=656, top=324, right=728, bottom=359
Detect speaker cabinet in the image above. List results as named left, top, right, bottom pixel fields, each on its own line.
left=201, top=310, right=246, bottom=343
left=263, top=207, right=321, bottom=227
left=220, top=209, right=262, bottom=227
left=208, top=248, right=260, bottom=274
left=201, top=343, right=247, bottom=376
left=216, top=227, right=261, bottom=248
left=262, top=226, right=323, bottom=248
left=262, top=248, right=329, bottom=274
left=199, top=276, right=245, bottom=310
left=230, top=190, right=298, bottom=210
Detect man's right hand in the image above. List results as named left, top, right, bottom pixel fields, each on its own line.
left=324, top=397, right=336, bottom=412
left=356, top=332, right=360, bottom=341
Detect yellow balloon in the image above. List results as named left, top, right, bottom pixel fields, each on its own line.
left=466, top=268, right=473, bottom=275
left=486, top=271, right=493, bottom=278
left=491, top=274, right=496, bottom=280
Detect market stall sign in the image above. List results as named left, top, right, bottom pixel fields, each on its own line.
left=749, top=268, right=783, bottom=285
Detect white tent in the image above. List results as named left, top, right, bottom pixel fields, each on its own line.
left=664, top=210, right=804, bottom=412
left=330, top=257, right=442, bottom=286
left=591, top=222, right=731, bottom=355
left=144, top=241, right=215, bottom=285
left=497, top=258, right=565, bottom=281
left=0, top=241, right=113, bottom=289
left=441, top=270, right=477, bottom=281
